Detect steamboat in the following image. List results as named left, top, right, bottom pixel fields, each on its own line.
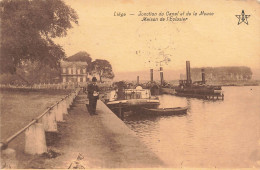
left=175, top=61, right=224, bottom=100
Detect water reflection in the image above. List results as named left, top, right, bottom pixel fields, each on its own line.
left=123, top=86, right=260, bottom=168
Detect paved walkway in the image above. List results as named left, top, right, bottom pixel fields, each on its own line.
left=40, top=91, right=165, bottom=168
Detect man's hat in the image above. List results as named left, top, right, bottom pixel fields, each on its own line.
left=92, top=77, right=97, bottom=82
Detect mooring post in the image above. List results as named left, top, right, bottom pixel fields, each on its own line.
left=24, top=123, right=47, bottom=154
left=68, top=94, right=72, bottom=108
left=40, top=111, right=58, bottom=132
left=40, top=113, right=49, bottom=131
left=62, top=100, right=68, bottom=115
left=71, top=91, right=76, bottom=101
left=55, top=103, right=64, bottom=122
left=66, top=96, right=70, bottom=109
left=69, top=94, right=73, bottom=106
left=48, top=110, right=58, bottom=132
left=70, top=94, right=73, bottom=106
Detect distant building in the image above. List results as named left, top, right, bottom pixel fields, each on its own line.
left=60, top=60, right=88, bottom=84
left=190, top=66, right=252, bottom=82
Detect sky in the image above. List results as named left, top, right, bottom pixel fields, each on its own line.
left=55, top=0, right=260, bottom=77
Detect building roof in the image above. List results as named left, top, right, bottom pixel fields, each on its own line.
left=60, top=60, right=88, bottom=68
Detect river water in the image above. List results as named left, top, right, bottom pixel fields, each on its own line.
left=123, top=86, right=260, bottom=168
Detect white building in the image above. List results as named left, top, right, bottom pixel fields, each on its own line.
left=60, top=60, right=88, bottom=84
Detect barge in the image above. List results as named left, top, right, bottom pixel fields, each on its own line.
left=106, top=86, right=160, bottom=114
left=175, top=61, right=224, bottom=100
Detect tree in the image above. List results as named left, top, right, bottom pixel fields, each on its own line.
left=0, top=60, right=61, bottom=85
left=90, top=59, right=114, bottom=82
left=65, top=51, right=92, bottom=72
left=15, top=61, right=61, bottom=84
left=65, top=51, right=92, bottom=64
left=0, top=0, right=78, bottom=74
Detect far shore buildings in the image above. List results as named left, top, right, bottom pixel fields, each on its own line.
left=60, top=60, right=88, bottom=84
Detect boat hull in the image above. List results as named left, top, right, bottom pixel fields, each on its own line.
left=106, top=99, right=160, bottom=113
left=142, top=107, right=188, bottom=116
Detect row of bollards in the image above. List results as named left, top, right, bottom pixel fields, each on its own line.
left=24, top=89, right=79, bottom=154
left=0, top=83, right=79, bottom=90
left=0, top=88, right=80, bottom=168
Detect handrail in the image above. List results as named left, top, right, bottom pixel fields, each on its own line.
left=0, top=89, right=78, bottom=150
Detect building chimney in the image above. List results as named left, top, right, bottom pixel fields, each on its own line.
left=186, top=61, right=191, bottom=85
left=201, top=69, right=205, bottom=84
left=137, top=76, right=139, bottom=85
left=150, top=69, right=153, bottom=82
left=160, top=67, right=164, bottom=86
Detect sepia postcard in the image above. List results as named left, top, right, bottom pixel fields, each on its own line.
left=0, top=0, right=260, bottom=169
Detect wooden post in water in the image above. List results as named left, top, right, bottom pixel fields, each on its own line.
left=186, top=61, right=191, bottom=86
left=201, top=68, right=206, bottom=84
left=160, top=67, right=164, bottom=86
left=150, top=69, right=153, bottom=82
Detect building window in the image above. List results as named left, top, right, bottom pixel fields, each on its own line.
left=62, top=68, right=66, bottom=74
left=73, top=67, right=76, bottom=75
left=68, top=68, right=71, bottom=74
left=83, top=68, right=86, bottom=74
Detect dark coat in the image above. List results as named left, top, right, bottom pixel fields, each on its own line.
left=87, top=83, right=99, bottom=99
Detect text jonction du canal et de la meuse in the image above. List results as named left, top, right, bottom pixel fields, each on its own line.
left=114, top=11, right=214, bottom=22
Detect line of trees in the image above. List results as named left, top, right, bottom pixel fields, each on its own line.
left=0, top=0, right=78, bottom=85
left=0, top=0, right=78, bottom=74
left=0, top=0, right=114, bottom=85
left=191, top=66, right=253, bottom=82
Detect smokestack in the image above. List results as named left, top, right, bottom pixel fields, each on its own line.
left=160, top=67, right=164, bottom=86
left=150, top=69, right=153, bottom=82
left=137, top=76, right=139, bottom=85
left=201, top=69, right=205, bottom=84
left=186, top=61, right=191, bottom=85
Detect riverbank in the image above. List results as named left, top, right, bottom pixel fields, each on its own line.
left=0, top=89, right=71, bottom=141
left=15, top=91, right=164, bottom=168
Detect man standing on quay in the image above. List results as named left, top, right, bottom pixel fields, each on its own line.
left=87, top=77, right=99, bottom=115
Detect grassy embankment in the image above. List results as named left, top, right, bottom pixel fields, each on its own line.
left=0, top=88, right=71, bottom=149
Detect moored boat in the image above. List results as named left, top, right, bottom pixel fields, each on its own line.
left=175, top=61, right=224, bottom=100
left=106, top=86, right=160, bottom=113
left=142, top=106, right=188, bottom=116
